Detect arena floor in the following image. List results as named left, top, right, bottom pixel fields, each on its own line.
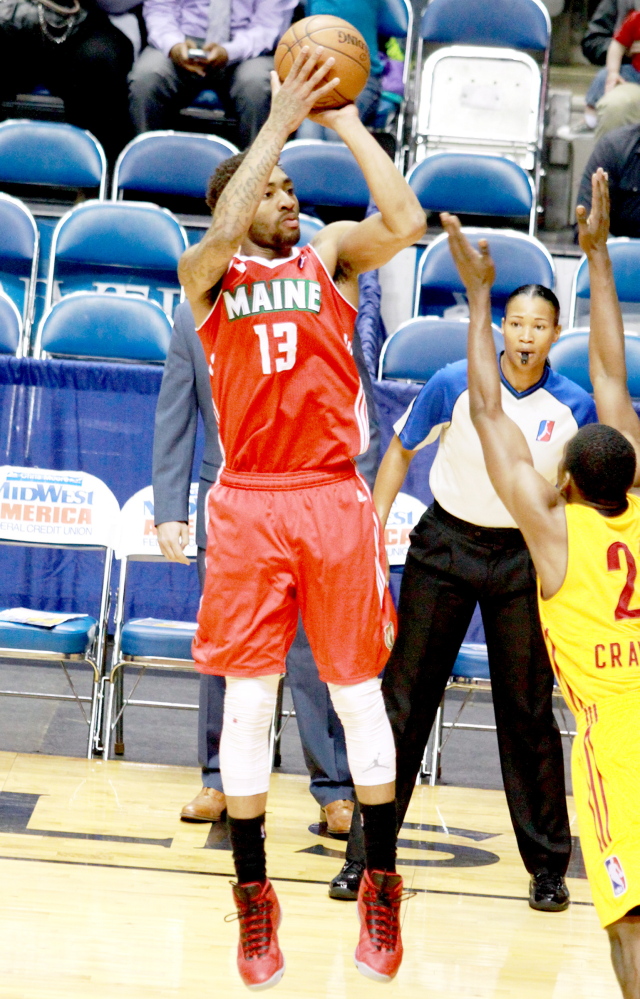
left=0, top=752, right=619, bottom=998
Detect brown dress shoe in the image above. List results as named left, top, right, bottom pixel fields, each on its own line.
left=321, top=799, right=355, bottom=835
left=180, top=787, right=226, bottom=822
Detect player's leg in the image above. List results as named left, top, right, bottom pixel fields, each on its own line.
left=607, top=913, right=640, bottom=998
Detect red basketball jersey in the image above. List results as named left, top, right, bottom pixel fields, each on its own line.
left=197, top=244, right=369, bottom=473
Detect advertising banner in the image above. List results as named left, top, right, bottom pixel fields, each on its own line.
left=117, top=484, right=198, bottom=559
left=384, top=491, right=427, bottom=566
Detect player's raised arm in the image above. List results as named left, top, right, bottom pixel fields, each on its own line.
left=178, top=48, right=339, bottom=321
left=441, top=213, right=566, bottom=595
left=310, top=105, right=426, bottom=286
left=578, top=168, right=640, bottom=483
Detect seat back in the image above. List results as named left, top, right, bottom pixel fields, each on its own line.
left=297, top=213, right=325, bottom=246
left=35, top=293, right=172, bottom=363
left=0, top=193, right=38, bottom=341
left=0, top=289, right=22, bottom=356
left=0, top=120, right=106, bottom=196
left=47, top=201, right=188, bottom=318
left=112, top=131, right=240, bottom=201
left=414, top=228, right=554, bottom=326
left=570, top=239, right=640, bottom=332
left=379, top=317, right=504, bottom=382
left=379, top=0, right=411, bottom=38
left=452, top=643, right=491, bottom=680
left=550, top=330, right=640, bottom=398
left=279, top=141, right=370, bottom=212
left=117, top=483, right=198, bottom=560
left=420, top=0, right=550, bottom=50
left=407, top=152, right=535, bottom=232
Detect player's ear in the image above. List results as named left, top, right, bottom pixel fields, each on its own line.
left=552, top=324, right=562, bottom=344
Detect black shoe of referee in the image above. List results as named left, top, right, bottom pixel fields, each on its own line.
left=529, top=872, right=570, bottom=911
left=329, top=859, right=364, bottom=900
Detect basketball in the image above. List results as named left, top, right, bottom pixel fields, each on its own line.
left=274, top=15, right=370, bottom=111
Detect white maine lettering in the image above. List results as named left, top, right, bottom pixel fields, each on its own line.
left=251, top=282, right=273, bottom=313
left=283, top=280, right=306, bottom=309
left=223, top=286, right=251, bottom=319
left=223, top=280, right=322, bottom=320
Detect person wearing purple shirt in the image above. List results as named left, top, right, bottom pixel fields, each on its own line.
left=129, top=0, right=297, bottom=147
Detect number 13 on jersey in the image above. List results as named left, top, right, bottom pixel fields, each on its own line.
left=254, top=322, right=298, bottom=375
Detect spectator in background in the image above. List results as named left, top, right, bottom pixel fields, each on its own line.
left=129, top=0, right=297, bottom=148
left=576, top=122, right=640, bottom=237
left=297, top=0, right=385, bottom=140
left=0, top=0, right=133, bottom=164
left=582, top=0, right=640, bottom=137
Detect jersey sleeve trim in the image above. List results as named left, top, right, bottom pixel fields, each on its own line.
left=307, top=243, right=358, bottom=315
left=544, top=368, right=598, bottom=427
left=396, top=360, right=468, bottom=451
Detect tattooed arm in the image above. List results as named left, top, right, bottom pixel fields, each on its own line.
left=179, top=48, right=338, bottom=326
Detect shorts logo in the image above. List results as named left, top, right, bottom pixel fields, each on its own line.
left=536, top=420, right=555, bottom=442
left=384, top=621, right=395, bottom=651
left=605, top=855, right=627, bottom=897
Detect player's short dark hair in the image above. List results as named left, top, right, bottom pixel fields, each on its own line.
left=205, top=152, right=248, bottom=212
left=565, top=424, right=636, bottom=504
left=505, top=284, right=560, bottom=325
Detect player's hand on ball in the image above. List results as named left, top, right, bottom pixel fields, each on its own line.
left=576, top=167, right=610, bottom=256
left=307, top=101, right=359, bottom=130
left=156, top=521, right=191, bottom=564
left=269, top=46, right=339, bottom=135
left=441, top=212, right=495, bottom=294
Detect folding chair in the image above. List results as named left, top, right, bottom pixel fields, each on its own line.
left=112, top=131, right=240, bottom=202
left=378, top=316, right=504, bottom=383
left=414, top=228, right=555, bottom=326
left=45, top=201, right=188, bottom=318
left=0, top=193, right=38, bottom=348
left=407, top=152, right=536, bottom=235
left=0, top=290, right=22, bottom=357
left=102, top=483, right=200, bottom=759
left=550, top=329, right=640, bottom=399
left=279, top=140, right=370, bottom=215
left=415, top=0, right=550, bottom=206
left=0, top=119, right=106, bottom=198
left=0, top=465, right=118, bottom=757
left=33, top=293, right=172, bottom=363
left=569, top=238, right=640, bottom=333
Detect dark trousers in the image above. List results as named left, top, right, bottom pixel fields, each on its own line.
left=348, top=502, right=571, bottom=876
left=0, top=5, right=133, bottom=164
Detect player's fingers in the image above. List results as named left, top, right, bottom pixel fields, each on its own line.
left=270, top=70, right=281, bottom=97
left=295, top=44, right=324, bottom=83
left=311, top=76, right=341, bottom=101
left=285, top=45, right=310, bottom=83
left=307, top=55, right=335, bottom=90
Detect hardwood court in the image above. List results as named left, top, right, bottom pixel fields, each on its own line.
left=0, top=752, right=620, bottom=998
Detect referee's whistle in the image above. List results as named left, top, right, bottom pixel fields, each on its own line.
left=519, top=352, right=529, bottom=365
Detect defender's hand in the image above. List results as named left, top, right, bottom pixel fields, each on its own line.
left=441, top=212, right=495, bottom=294
left=156, top=521, right=190, bottom=564
left=576, top=168, right=610, bottom=256
left=269, top=47, right=339, bottom=136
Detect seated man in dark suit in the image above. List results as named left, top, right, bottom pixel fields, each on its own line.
left=153, top=295, right=380, bottom=832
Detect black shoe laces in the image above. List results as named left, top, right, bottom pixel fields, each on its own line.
left=362, top=882, right=404, bottom=952
left=335, top=860, right=364, bottom=883
left=225, top=885, right=274, bottom=959
left=534, top=874, right=565, bottom=896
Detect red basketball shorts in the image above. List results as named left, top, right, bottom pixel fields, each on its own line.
left=191, top=464, right=396, bottom=685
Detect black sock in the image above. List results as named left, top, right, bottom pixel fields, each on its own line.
left=228, top=814, right=267, bottom=885
left=360, top=801, right=397, bottom=874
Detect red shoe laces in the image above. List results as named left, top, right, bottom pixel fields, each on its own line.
left=226, top=891, right=274, bottom=959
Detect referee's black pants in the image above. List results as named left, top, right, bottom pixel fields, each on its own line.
left=347, top=501, right=571, bottom=876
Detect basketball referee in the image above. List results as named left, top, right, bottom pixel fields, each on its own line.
left=335, top=280, right=596, bottom=910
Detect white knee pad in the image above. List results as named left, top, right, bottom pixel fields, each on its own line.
left=219, top=674, right=280, bottom=797
left=328, top=678, right=396, bottom=786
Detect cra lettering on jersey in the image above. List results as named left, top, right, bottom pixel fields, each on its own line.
left=223, top=279, right=322, bottom=321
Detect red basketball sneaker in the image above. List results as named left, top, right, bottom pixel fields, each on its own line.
left=354, top=870, right=404, bottom=982
left=231, top=879, right=285, bottom=990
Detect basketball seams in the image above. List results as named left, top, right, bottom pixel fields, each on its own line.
left=275, top=15, right=369, bottom=109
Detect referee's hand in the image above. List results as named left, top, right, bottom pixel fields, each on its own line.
left=156, top=521, right=191, bottom=564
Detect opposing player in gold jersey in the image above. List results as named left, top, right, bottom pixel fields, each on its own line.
left=441, top=169, right=640, bottom=998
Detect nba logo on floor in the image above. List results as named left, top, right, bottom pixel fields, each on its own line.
left=536, top=420, right=555, bottom=442
left=605, top=856, right=627, bottom=897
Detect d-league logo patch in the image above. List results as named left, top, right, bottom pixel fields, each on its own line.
left=536, top=420, right=555, bottom=442
left=605, top=855, right=627, bottom=897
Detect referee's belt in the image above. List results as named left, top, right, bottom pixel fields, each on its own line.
left=432, top=500, right=526, bottom=547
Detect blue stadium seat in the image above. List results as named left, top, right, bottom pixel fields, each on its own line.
left=569, top=239, right=640, bottom=332
left=46, top=201, right=188, bottom=318
left=34, top=293, right=172, bottom=363
left=0, top=193, right=38, bottom=340
left=112, top=131, right=240, bottom=201
left=0, top=289, right=22, bottom=356
left=452, top=643, right=491, bottom=680
left=298, top=213, right=325, bottom=245
left=120, top=619, right=197, bottom=660
left=408, top=153, right=536, bottom=233
left=379, top=0, right=411, bottom=36
left=280, top=141, right=370, bottom=212
left=0, top=616, right=96, bottom=655
left=549, top=329, right=640, bottom=398
left=414, top=228, right=555, bottom=326
left=420, top=0, right=550, bottom=49
left=378, top=317, right=504, bottom=383
left=0, top=120, right=106, bottom=196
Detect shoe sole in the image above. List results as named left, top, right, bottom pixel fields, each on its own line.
left=529, top=898, right=570, bottom=912
left=244, top=957, right=286, bottom=991
left=328, top=885, right=359, bottom=901
left=354, top=955, right=395, bottom=983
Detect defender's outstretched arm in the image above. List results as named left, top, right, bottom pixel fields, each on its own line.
left=578, top=168, right=640, bottom=483
left=178, top=48, right=338, bottom=320
left=441, top=213, right=565, bottom=596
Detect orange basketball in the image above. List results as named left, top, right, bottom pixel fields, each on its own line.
left=274, top=15, right=370, bottom=111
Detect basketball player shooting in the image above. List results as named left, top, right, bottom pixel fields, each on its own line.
left=441, top=170, right=640, bottom=998
left=178, top=46, right=425, bottom=989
